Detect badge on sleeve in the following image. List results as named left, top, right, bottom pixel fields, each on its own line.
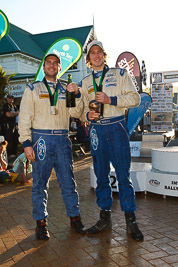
left=120, top=69, right=125, bottom=76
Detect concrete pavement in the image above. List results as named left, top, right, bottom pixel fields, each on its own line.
left=1, top=152, right=178, bottom=266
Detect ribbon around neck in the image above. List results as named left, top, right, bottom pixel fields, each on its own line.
left=92, top=65, right=108, bottom=94
left=43, top=78, right=59, bottom=107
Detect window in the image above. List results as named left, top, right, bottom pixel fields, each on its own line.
left=69, top=63, right=77, bottom=70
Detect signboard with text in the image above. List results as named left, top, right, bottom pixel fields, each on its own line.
left=9, top=83, right=26, bottom=98
left=151, top=83, right=173, bottom=131
left=151, top=71, right=178, bottom=84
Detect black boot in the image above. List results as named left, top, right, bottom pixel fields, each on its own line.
left=70, top=215, right=86, bottom=234
left=86, top=210, right=112, bottom=234
left=36, top=219, right=50, bottom=240
left=125, top=213, right=144, bottom=241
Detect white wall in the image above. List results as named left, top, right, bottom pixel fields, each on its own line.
left=0, top=53, right=40, bottom=75
left=1, top=52, right=91, bottom=101
left=0, top=52, right=90, bottom=83
left=61, top=54, right=91, bottom=83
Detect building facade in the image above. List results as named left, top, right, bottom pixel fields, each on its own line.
left=0, top=23, right=95, bottom=105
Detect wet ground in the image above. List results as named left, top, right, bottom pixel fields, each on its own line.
left=0, top=152, right=178, bottom=266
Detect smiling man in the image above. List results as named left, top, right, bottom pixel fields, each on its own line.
left=71, top=40, right=144, bottom=241
left=18, top=52, right=85, bottom=240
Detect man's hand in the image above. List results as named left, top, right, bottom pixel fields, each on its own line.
left=24, top=146, right=36, bottom=162
left=95, top=92, right=111, bottom=104
left=88, top=110, right=100, bottom=121
left=67, top=82, right=79, bottom=95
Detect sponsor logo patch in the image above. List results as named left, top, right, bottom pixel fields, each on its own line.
left=37, top=138, right=46, bottom=161
left=105, top=78, right=117, bottom=83
left=149, top=179, right=160, bottom=187
left=88, top=87, right=95, bottom=94
left=40, top=94, right=49, bottom=99
left=120, top=69, right=125, bottom=76
left=90, top=127, right=98, bottom=150
left=106, top=73, right=116, bottom=77
left=106, top=83, right=117, bottom=87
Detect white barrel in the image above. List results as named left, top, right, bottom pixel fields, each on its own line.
left=152, top=147, right=178, bottom=173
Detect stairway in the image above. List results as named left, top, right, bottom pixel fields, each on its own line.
left=140, top=132, right=164, bottom=157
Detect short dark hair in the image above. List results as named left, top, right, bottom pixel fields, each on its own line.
left=7, top=94, right=14, bottom=98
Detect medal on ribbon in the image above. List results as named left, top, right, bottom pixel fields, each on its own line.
left=43, top=78, right=59, bottom=115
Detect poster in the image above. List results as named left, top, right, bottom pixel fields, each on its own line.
left=151, top=83, right=173, bottom=131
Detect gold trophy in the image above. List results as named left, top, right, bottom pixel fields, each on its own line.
left=89, top=100, right=103, bottom=120
left=89, top=100, right=100, bottom=112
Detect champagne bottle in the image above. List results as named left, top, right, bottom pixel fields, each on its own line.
left=66, top=74, right=76, bottom=107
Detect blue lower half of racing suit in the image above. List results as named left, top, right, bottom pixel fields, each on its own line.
left=31, top=129, right=80, bottom=220
left=89, top=115, right=136, bottom=213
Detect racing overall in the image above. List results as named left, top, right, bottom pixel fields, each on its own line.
left=18, top=80, right=80, bottom=220
left=78, top=66, right=140, bottom=213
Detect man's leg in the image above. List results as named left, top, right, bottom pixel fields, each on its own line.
left=86, top=124, right=112, bottom=234
left=110, top=120, right=143, bottom=241
left=54, top=135, right=85, bottom=233
left=32, top=133, right=54, bottom=240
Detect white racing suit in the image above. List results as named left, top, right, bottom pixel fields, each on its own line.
left=18, top=79, right=82, bottom=220
left=73, top=66, right=141, bottom=213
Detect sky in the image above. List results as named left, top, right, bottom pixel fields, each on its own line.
left=1, top=0, right=178, bottom=86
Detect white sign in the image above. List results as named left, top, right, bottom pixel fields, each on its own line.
left=90, top=163, right=150, bottom=193
left=146, top=172, right=178, bottom=197
left=164, top=71, right=178, bottom=83
left=10, top=83, right=26, bottom=98
left=151, top=83, right=173, bottom=131
left=130, top=141, right=142, bottom=157
left=152, top=71, right=178, bottom=84
left=90, top=164, right=178, bottom=197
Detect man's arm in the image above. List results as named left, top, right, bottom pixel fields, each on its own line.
left=115, top=70, right=140, bottom=108
left=18, top=85, right=35, bottom=160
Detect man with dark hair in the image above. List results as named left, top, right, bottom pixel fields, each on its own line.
left=3, top=94, right=19, bottom=158
left=18, top=52, right=85, bottom=240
